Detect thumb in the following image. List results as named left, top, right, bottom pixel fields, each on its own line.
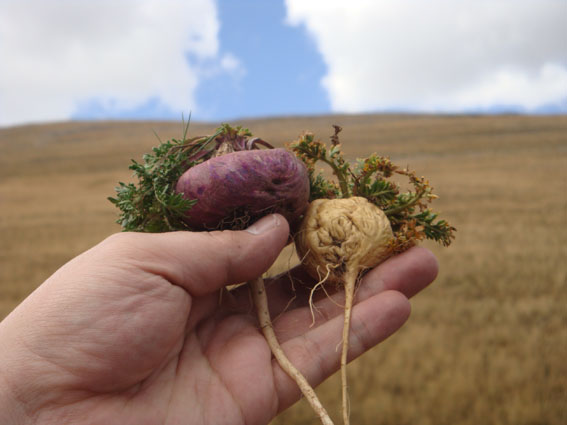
left=101, top=214, right=290, bottom=296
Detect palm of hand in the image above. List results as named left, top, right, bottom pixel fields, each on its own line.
left=25, top=264, right=279, bottom=425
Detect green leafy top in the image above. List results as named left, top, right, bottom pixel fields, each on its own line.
left=289, top=126, right=455, bottom=251
left=109, top=122, right=260, bottom=232
left=110, top=122, right=455, bottom=250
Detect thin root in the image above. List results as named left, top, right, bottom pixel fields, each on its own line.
left=340, top=268, right=359, bottom=425
left=272, top=292, right=297, bottom=323
left=308, top=266, right=332, bottom=327
left=249, top=277, right=335, bottom=425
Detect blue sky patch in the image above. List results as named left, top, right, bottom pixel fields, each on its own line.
left=194, top=0, right=329, bottom=121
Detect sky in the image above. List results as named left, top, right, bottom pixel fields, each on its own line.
left=0, top=0, right=565, bottom=127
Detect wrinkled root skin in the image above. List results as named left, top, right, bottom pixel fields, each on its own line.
left=176, top=149, right=310, bottom=230
left=295, top=197, right=394, bottom=283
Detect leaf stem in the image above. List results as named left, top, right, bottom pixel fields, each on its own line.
left=321, top=157, right=351, bottom=198
left=384, top=189, right=425, bottom=216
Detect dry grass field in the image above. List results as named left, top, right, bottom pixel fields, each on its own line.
left=1, top=114, right=566, bottom=424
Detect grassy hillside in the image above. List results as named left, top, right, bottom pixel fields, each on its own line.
left=1, top=114, right=566, bottom=424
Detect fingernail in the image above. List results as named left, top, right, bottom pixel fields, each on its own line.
left=245, top=214, right=280, bottom=235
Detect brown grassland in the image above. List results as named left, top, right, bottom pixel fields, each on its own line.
left=1, top=114, right=566, bottom=424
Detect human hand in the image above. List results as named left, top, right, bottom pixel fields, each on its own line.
left=0, top=214, right=438, bottom=425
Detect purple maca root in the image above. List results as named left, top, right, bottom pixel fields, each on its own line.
left=175, top=148, right=310, bottom=230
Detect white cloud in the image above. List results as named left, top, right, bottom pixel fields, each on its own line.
left=0, top=0, right=235, bottom=126
left=285, top=0, right=567, bottom=113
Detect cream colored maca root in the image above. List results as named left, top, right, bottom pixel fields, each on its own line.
left=286, top=127, right=454, bottom=425
left=296, top=196, right=394, bottom=283
left=295, top=196, right=394, bottom=425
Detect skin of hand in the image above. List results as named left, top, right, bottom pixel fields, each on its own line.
left=0, top=214, right=438, bottom=425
